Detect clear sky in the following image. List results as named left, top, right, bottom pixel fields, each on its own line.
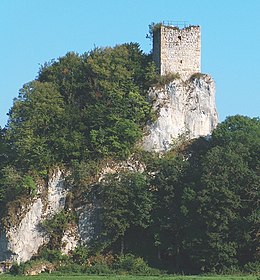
left=1, top=0, right=259, bottom=128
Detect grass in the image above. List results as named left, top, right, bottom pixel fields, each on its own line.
left=0, top=275, right=259, bottom=280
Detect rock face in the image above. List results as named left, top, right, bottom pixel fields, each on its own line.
left=77, top=156, right=145, bottom=244
left=61, top=223, right=79, bottom=255
left=0, top=169, right=70, bottom=264
left=143, top=74, right=218, bottom=152
left=0, top=157, right=145, bottom=264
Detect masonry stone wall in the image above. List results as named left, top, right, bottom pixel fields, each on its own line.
left=153, top=25, right=201, bottom=80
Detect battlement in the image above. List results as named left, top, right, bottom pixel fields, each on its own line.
left=153, top=23, right=201, bottom=80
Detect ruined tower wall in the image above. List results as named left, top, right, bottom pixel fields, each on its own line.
left=153, top=25, right=201, bottom=79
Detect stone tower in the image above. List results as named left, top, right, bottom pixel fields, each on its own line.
left=153, top=22, right=201, bottom=79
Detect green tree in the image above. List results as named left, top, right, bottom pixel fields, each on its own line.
left=0, top=165, right=36, bottom=218
left=6, top=81, right=69, bottom=171
left=149, top=153, right=190, bottom=271
left=93, top=171, right=153, bottom=254
left=38, top=52, right=85, bottom=105
left=195, top=116, right=260, bottom=271
left=38, top=44, right=155, bottom=159
left=0, top=128, right=9, bottom=168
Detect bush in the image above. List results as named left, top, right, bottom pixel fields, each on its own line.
left=55, top=262, right=84, bottom=274
left=190, top=72, right=205, bottom=80
left=38, top=248, right=69, bottom=262
left=219, top=265, right=242, bottom=275
left=151, top=73, right=180, bottom=87
left=86, top=253, right=115, bottom=266
left=244, top=261, right=260, bottom=275
left=71, top=245, right=89, bottom=264
left=10, top=259, right=54, bottom=275
left=85, top=263, right=113, bottom=275
left=114, top=254, right=160, bottom=275
left=9, top=262, right=25, bottom=275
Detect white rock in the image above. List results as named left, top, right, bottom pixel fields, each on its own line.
left=0, top=168, right=69, bottom=263
left=61, top=223, right=79, bottom=255
left=5, top=198, right=47, bottom=263
left=142, top=75, right=218, bottom=152
left=46, top=169, right=68, bottom=216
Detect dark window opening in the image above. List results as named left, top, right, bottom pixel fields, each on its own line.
left=178, top=35, right=181, bottom=40
left=180, top=60, right=183, bottom=64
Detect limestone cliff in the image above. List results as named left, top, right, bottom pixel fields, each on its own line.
left=0, top=75, right=218, bottom=264
left=0, top=157, right=144, bottom=264
left=143, top=74, right=218, bottom=152
left=0, top=169, right=72, bottom=263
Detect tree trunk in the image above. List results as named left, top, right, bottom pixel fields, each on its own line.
left=157, top=247, right=161, bottom=260
left=120, top=236, right=124, bottom=255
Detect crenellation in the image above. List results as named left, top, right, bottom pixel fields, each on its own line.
left=153, top=24, right=201, bottom=80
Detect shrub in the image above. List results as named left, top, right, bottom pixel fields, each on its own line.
left=244, top=261, right=260, bottom=275
left=9, top=262, right=25, bottom=275
left=55, top=263, right=84, bottom=274
left=38, top=248, right=69, bottom=263
left=85, top=263, right=113, bottom=275
left=83, top=253, right=115, bottom=275
left=86, top=253, right=115, bottom=267
left=114, top=254, right=159, bottom=275
left=189, top=72, right=205, bottom=80
left=151, top=73, right=180, bottom=87
left=10, top=259, right=54, bottom=275
left=71, top=245, right=89, bottom=264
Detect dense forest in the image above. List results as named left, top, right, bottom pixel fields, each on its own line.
left=0, top=43, right=259, bottom=274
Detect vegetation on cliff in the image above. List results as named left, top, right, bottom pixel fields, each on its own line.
left=0, top=42, right=259, bottom=274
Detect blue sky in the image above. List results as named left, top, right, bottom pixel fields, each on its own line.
left=0, top=0, right=259, bottom=127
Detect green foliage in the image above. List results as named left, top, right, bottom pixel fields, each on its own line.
left=90, top=118, right=142, bottom=158
left=6, top=81, right=67, bottom=172
left=85, top=263, right=112, bottom=275
left=146, top=22, right=162, bottom=41
left=190, top=73, right=206, bottom=80
left=196, top=116, right=260, bottom=271
left=9, top=262, right=25, bottom=275
left=151, top=73, right=180, bottom=86
left=0, top=166, right=36, bottom=216
left=21, top=175, right=37, bottom=195
left=0, top=128, right=9, bottom=168
left=56, top=253, right=158, bottom=276
left=39, top=248, right=69, bottom=263
left=148, top=153, right=191, bottom=272
left=9, top=259, right=53, bottom=275
left=55, top=263, right=84, bottom=274
left=183, top=116, right=260, bottom=272
left=71, top=245, right=89, bottom=264
left=0, top=166, right=22, bottom=203
left=1, top=33, right=259, bottom=275
left=4, top=43, right=156, bottom=175
left=115, top=254, right=159, bottom=275
left=41, top=210, right=76, bottom=250
left=91, top=171, right=154, bottom=253
left=68, top=160, right=100, bottom=190
left=243, top=261, right=260, bottom=275
left=3, top=275, right=260, bottom=279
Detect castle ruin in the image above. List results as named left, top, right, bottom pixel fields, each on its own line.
left=142, top=22, right=218, bottom=151
left=153, top=22, right=201, bottom=79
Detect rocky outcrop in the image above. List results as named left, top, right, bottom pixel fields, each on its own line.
left=143, top=74, right=218, bottom=152
left=61, top=222, right=79, bottom=255
left=0, top=156, right=146, bottom=264
left=77, top=155, right=145, bottom=244
left=1, top=198, right=46, bottom=263
left=0, top=169, right=69, bottom=264
left=0, top=75, right=218, bottom=265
